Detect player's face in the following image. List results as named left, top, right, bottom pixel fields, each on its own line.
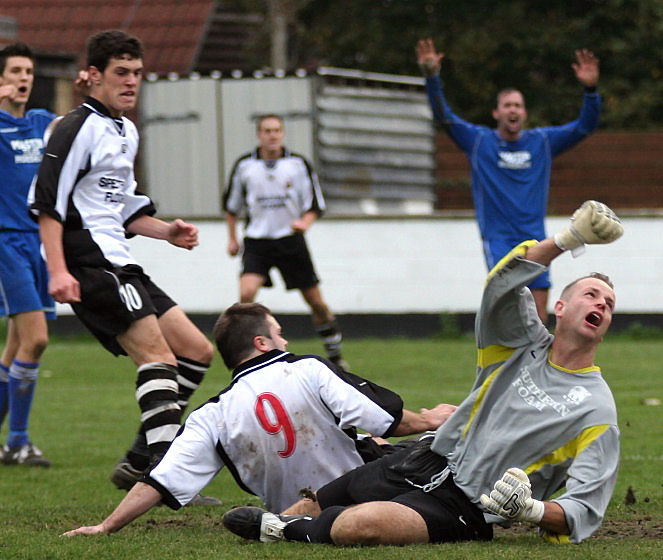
left=89, top=55, right=143, bottom=117
left=265, top=315, right=288, bottom=352
left=257, top=117, right=285, bottom=155
left=556, top=277, right=615, bottom=342
left=492, top=91, right=527, bottom=139
left=0, top=55, right=34, bottom=108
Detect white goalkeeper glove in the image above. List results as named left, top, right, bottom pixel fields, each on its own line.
left=554, top=200, right=624, bottom=257
left=479, top=468, right=545, bottom=524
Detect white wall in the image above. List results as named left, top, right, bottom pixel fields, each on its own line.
left=54, top=215, right=659, bottom=315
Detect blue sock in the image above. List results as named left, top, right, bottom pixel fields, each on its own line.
left=7, top=360, right=39, bottom=448
left=0, top=363, right=9, bottom=431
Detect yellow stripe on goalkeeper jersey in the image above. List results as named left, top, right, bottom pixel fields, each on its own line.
left=485, top=239, right=539, bottom=285
left=524, top=424, right=610, bottom=474
left=548, top=355, right=601, bottom=375
left=477, top=345, right=516, bottom=369
left=464, top=346, right=516, bottom=438
left=462, top=365, right=504, bottom=439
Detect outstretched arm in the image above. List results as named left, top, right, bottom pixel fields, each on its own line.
left=572, top=49, right=599, bottom=88
left=415, top=38, right=480, bottom=152
left=392, top=403, right=457, bottom=436
left=127, top=215, right=199, bottom=250
left=62, top=482, right=162, bottom=536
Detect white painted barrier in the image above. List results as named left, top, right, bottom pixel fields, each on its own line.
left=54, top=215, right=658, bottom=315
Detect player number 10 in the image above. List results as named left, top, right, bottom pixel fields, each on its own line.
left=255, top=392, right=296, bottom=458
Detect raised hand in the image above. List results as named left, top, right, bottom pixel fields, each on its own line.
left=416, top=39, right=444, bottom=76
left=554, top=200, right=623, bottom=255
left=572, top=49, right=599, bottom=87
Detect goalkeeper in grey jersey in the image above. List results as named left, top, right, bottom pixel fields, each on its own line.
left=222, top=200, right=624, bottom=546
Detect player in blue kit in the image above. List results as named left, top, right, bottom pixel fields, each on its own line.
left=0, top=42, right=57, bottom=466
left=416, top=39, right=601, bottom=323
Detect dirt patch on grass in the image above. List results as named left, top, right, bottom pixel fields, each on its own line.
left=144, top=518, right=198, bottom=529
left=595, top=516, right=663, bottom=539
left=494, top=516, right=663, bottom=540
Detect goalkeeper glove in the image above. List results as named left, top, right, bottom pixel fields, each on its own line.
left=479, top=467, right=545, bottom=524
left=554, top=200, right=624, bottom=257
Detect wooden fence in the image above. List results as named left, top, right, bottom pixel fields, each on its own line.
left=434, top=131, right=663, bottom=214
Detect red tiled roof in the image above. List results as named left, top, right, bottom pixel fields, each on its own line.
left=0, top=0, right=215, bottom=75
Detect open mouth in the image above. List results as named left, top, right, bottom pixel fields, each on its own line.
left=585, top=312, right=602, bottom=327
left=18, top=86, right=28, bottom=94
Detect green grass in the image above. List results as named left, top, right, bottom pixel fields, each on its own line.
left=0, top=334, right=661, bottom=559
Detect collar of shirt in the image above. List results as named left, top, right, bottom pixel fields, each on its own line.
left=231, top=349, right=291, bottom=380
left=83, top=96, right=125, bottom=134
left=254, top=146, right=289, bottom=160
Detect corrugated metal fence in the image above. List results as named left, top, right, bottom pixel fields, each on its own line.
left=315, top=68, right=434, bottom=215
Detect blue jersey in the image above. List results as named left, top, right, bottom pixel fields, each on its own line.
left=426, top=76, right=600, bottom=242
left=0, top=108, right=56, bottom=231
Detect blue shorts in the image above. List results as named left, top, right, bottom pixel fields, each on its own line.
left=483, top=237, right=551, bottom=290
left=0, top=230, right=55, bottom=319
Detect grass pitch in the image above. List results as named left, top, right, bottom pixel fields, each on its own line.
left=0, top=332, right=661, bottom=559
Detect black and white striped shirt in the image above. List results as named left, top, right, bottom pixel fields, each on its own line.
left=30, top=97, right=155, bottom=268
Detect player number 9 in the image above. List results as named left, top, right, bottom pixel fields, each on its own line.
left=255, top=392, right=296, bottom=458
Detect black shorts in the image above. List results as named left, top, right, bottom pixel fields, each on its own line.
left=70, top=264, right=177, bottom=356
left=242, top=234, right=319, bottom=290
left=316, top=441, right=492, bottom=543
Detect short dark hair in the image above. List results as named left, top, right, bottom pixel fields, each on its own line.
left=86, top=30, right=143, bottom=72
left=213, top=303, right=273, bottom=369
left=495, top=87, right=523, bottom=108
left=560, top=272, right=614, bottom=300
left=0, top=42, right=34, bottom=74
left=256, top=113, right=284, bottom=132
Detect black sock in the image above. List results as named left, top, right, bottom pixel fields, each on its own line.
left=283, top=506, right=345, bottom=544
left=126, top=429, right=149, bottom=470
left=315, top=321, right=344, bottom=363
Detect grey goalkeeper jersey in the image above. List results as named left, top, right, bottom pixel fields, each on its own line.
left=431, top=242, right=619, bottom=544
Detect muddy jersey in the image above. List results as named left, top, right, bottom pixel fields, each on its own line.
left=146, top=350, right=403, bottom=512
